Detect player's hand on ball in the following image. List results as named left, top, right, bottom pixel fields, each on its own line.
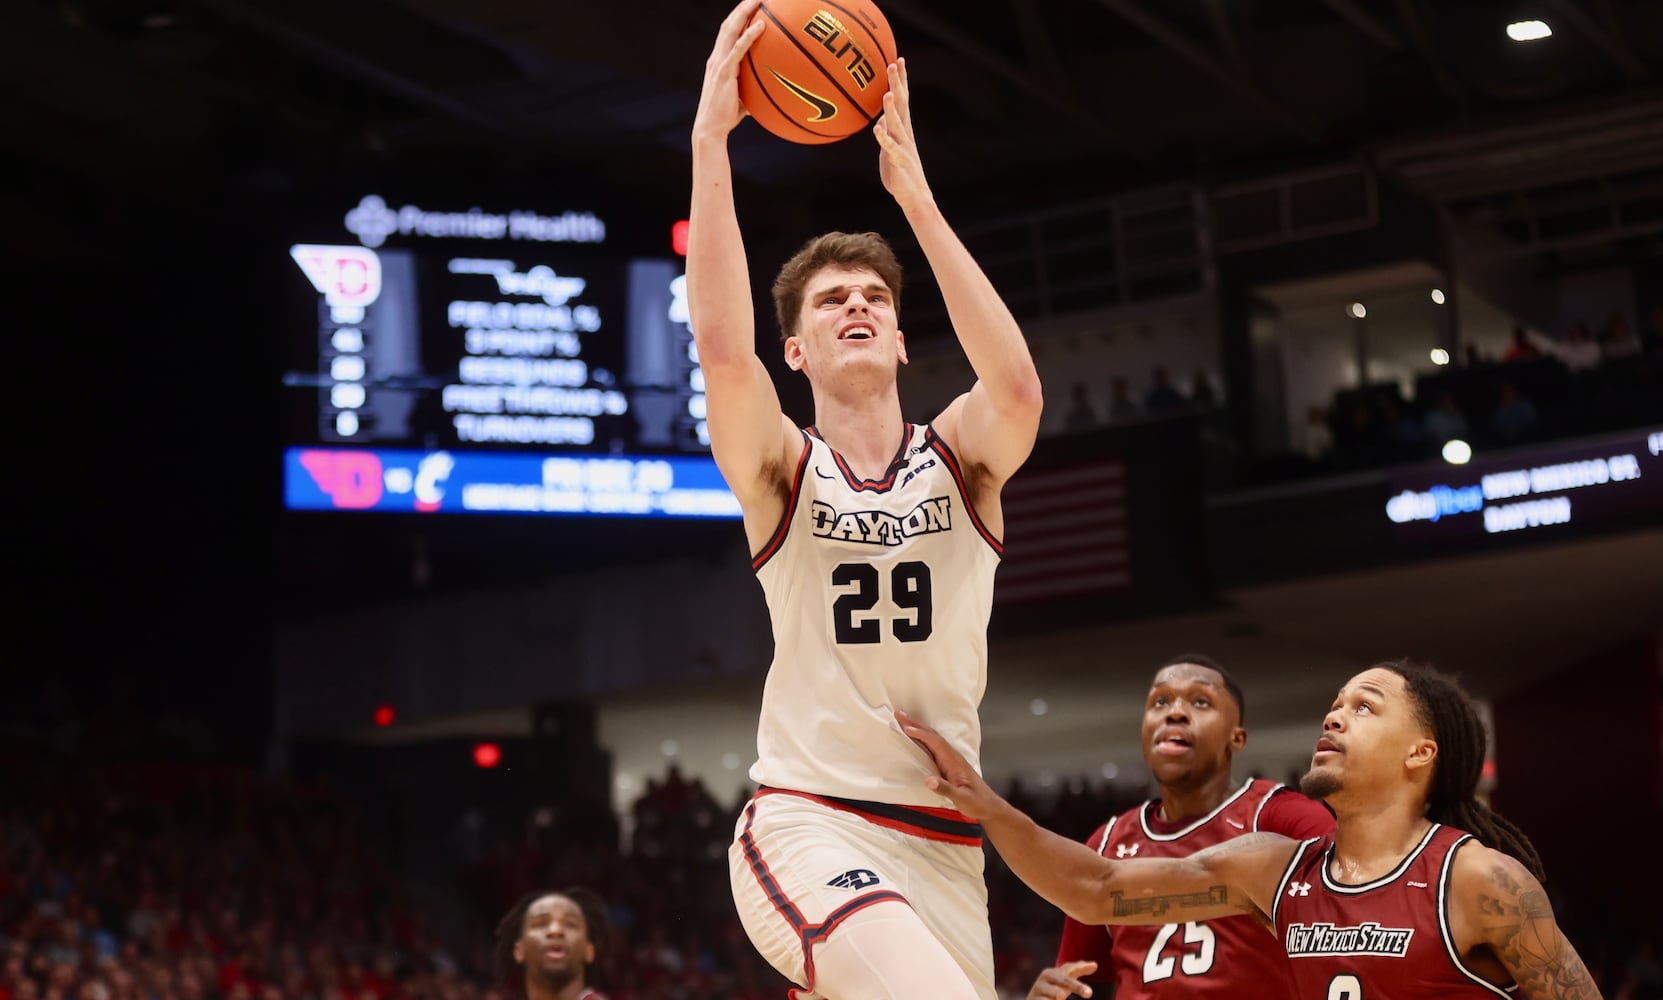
left=694, top=0, right=766, bottom=140
left=874, top=59, right=933, bottom=213
left=1026, top=961, right=1098, bottom=1000
left=896, top=708, right=995, bottom=816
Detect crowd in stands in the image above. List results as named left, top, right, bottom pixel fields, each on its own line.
left=1304, top=308, right=1663, bottom=473
left=1060, top=365, right=1220, bottom=434
left=3, top=732, right=1658, bottom=1000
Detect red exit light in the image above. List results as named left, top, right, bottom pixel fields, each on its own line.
left=671, top=220, right=690, bottom=256
left=473, top=742, right=503, bottom=769
left=373, top=704, right=396, bottom=727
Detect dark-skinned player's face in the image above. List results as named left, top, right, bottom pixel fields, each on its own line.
left=1301, top=667, right=1436, bottom=803
left=1140, top=663, right=1245, bottom=791
left=513, top=895, right=593, bottom=987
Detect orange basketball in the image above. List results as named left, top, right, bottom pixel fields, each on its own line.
left=738, top=0, right=897, bottom=145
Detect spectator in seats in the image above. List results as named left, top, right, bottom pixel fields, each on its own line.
left=1188, top=368, right=1217, bottom=407
left=1063, top=382, right=1099, bottom=432
left=494, top=887, right=613, bottom=1000
left=1107, top=377, right=1138, bottom=421
left=1303, top=405, right=1333, bottom=463
left=1599, top=313, right=1643, bottom=361
left=1503, top=326, right=1542, bottom=363
left=1490, top=381, right=1539, bottom=443
left=1550, top=322, right=1603, bottom=372
left=1143, top=367, right=1186, bottom=414
left=1379, top=398, right=1425, bottom=459
left=1334, top=399, right=1381, bottom=466
left=1549, top=321, right=1603, bottom=372
left=1421, top=390, right=1469, bottom=444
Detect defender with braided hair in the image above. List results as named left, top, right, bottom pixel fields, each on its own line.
left=900, top=661, right=1602, bottom=999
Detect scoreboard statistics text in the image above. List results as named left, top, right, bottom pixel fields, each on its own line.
left=282, top=194, right=737, bottom=519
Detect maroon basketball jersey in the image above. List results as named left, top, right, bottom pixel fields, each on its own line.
left=1273, top=824, right=1511, bottom=998
left=1091, top=779, right=1304, bottom=999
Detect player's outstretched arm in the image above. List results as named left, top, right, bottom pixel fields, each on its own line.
left=899, top=710, right=1290, bottom=927
left=688, top=0, right=796, bottom=505
left=1454, top=845, right=1602, bottom=1000
left=874, top=59, right=1041, bottom=485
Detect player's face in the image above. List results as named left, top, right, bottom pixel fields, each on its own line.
left=785, top=265, right=906, bottom=383
left=1301, top=667, right=1434, bottom=803
left=513, top=895, right=593, bottom=986
left=1140, top=663, right=1245, bottom=791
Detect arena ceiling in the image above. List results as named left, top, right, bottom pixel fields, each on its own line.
left=7, top=0, right=1663, bottom=256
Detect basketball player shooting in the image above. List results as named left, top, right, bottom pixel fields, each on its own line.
left=902, top=662, right=1602, bottom=999
left=688, top=2, right=1042, bottom=997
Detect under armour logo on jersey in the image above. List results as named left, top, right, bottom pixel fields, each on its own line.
left=1287, top=882, right=1312, bottom=897
left=827, top=869, right=881, bottom=891
left=1116, top=843, right=1140, bottom=858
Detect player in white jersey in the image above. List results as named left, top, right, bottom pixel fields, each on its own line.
left=689, top=3, right=1042, bottom=997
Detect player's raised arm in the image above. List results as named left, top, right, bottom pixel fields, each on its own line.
left=898, top=710, right=1293, bottom=927
left=873, top=59, right=1042, bottom=486
left=1453, top=845, right=1601, bottom=999
left=687, top=0, right=797, bottom=509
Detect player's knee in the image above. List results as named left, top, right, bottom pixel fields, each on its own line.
left=812, top=900, right=982, bottom=999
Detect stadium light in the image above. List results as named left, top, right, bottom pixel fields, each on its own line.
left=1430, top=348, right=1451, bottom=366
left=1430, top=288, right=1446, bottom=305
left=1442, top=439, right=1473, bottom=465
left=1506, top=19, right=1552, bottom=41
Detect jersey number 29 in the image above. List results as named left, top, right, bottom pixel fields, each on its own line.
left=831, top=561, right=932, bottom=643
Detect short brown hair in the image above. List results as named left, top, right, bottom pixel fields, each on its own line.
left=771, top=232, right=903, bottom=340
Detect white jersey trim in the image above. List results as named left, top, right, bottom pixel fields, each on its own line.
left=1319, top=822, right=1442, bottom=894
left=1138, top=777, right=1257, bottom=841
left=1437, top=835, right=1514, bottom=997
left=1272, top=835, right=1323, bottom=930
left=1091, top=815, right=1119, bottom=856
left=1250, top=782, right=1286, bottom=833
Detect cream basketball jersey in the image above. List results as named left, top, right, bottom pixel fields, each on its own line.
left=749, top=423, right=1003, bottom=806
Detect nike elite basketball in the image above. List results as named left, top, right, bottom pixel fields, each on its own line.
left=738, top=0, right=896, bottom=144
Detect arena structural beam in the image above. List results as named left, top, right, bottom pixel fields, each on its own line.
left=1086, top=0, right=1322, bottom=145
left=1545, top=0, right=1652, bottom=84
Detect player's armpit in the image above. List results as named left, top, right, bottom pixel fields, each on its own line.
left=1459, top=848, right=1601, bottom=1000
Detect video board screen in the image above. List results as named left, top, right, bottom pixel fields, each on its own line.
left=281, top=193, right=738, bottom=519
left=1383, top=429, right=1662, bottom=542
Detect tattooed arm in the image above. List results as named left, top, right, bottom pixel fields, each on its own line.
left=1450, top=843, right=1603, bottom=1000
left=897, top=709, right=1298, bottom=926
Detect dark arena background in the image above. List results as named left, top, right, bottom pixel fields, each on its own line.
left=8, top=0, right=1663, bottom=997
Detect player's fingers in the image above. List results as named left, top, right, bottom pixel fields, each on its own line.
left=719, top=0, right=763, bottom=40
left=1062, top=960, right=1098, bottom=978
left=722, top=18, right=766, bottom=71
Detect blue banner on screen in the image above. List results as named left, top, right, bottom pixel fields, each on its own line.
left=1384, top=429, right=1663, bottom=541
left=285, top=447, right=740, bottom=518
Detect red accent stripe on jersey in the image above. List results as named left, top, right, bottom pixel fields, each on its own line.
left=799, top=891, right=910, bottom=990
left=739, top=800, right=807, bottom=932
left=757, top=787, right=984, bottom=846
left=924, top=428, right=1003, bottom=555
left=806, top=423, right=915, bottom=492
left=751, top=432, right=813, bottom=572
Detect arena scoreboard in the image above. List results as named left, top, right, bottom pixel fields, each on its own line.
left=281, top=193, right=739, bottom=519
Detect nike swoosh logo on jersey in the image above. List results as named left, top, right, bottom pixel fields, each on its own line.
left=767, top=68, right=839, bottom=122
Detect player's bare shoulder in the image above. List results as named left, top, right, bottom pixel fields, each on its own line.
left=1449, top=841, right=1599, bottom=999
